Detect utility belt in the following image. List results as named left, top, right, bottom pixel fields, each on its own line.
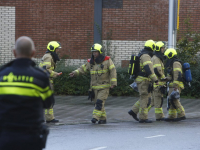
left=0, top=124, right=49, bottom=149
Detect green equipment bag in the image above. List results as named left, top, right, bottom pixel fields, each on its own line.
left=128, top=55, right=140, bottom=79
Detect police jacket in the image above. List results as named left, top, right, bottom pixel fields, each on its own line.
left=39, top=53, right=58, bottom=83
left=136, top=50, right=158, bottom=83
left=151, top=55, right=166, bottom=87
left=167, top=61, right=184, bottom=89
left=0, top=58, right=54, bottom=128
left=72, top=56, right=117, bottom=90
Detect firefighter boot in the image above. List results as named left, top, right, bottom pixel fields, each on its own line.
left=98, top=120, right=107, bottom=124
left=139, top=119, right=152, bottom=123
left=164, top=118, right=174, bottom=122
left=173, top=116, right=186, bottom=122
left=128, top=110, right=139, bottom=121
left=156, top=118, right=165, bottom=121
left=46, top=119, right=59, bottom=123
left=91, top=118, right=98, bottom=124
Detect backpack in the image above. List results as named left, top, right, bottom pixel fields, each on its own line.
left=182, top=62, right=192, bottom=87
left=128, top=55, right=140, bottom=79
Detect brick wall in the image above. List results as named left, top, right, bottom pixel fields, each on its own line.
left=0, top=0, right=200, bottom=67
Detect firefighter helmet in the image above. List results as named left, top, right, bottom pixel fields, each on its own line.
left=144, top=40, right=156, bottom=51
left=91, top=43, right=103, bottom=54
left=155, top=41, right=165, bottom=52
left=164, top=48, right=177, bottom=59
left=47, top=41, right=62, bottom=52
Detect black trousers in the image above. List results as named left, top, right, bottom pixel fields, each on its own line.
left=0, top=130, right=43, bottom=150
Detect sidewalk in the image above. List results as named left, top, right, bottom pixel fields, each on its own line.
left=52, top=96, right=200, bottom=125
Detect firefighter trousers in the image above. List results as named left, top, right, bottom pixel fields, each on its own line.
left=152, top=87, right=165, bottom=119
left=167, top=87, right=185, bottom=119
left=92, top=88, right=109, bottom=121
left=45, top=81, right=55, bottom=121
left=132, top=80, right=151, bottom=120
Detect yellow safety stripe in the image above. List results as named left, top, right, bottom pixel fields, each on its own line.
left=162, top=67, right=165, bottom=70
left=92, top=84, right=110, bottom=89
left=168, top=109, right=177, bottom=115
left=174, top=68, right=182, bottom=73
left=81, top=64, right=87, bottom=72
left=139, top=108, right=148, bottom=114
left=109, top=64, right=115, bottom=70
left=155, top=108, right=163, bottom=114
left=153, top=64, right=161, bottom=68
left=50, top=67, right=54, bottom=70
left=177, top=106, right=185, bottom=114
left=153, top=81, right=165, bottom=88
left=92, top=109, right=102, bottom=117
left=90, top=69, right=108, bottom=74
left=130, top=56, right=136, bottom=75
left=148, top=105, right=152, bottom=112
left=161, top=74, right=165, bottom=79
left=39, top=62, right=51, bottom=67
left=173, top=81, right=184, bottom=88
left=135, top=101, right=140, bottom=108
left=111, top=78, right=117, bottom=82
left=143, top=61, right=152, bottom=66
left=50, top=71, right=55, bottom=77
left=50, top=80, right=53, bottom=83
left=75, top=70, right=79, bottom=75
left=101, top=111, right=107, bottom=117
left=0, top=87, right=52, bottom=101
left=149, top=73, right=156, bottom=79
left=140, top=63, right=143, bottom=67
left=135, top=76, right=150, bottom=82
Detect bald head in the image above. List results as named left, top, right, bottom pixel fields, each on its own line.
left=14, top=36, right=35, bottom=58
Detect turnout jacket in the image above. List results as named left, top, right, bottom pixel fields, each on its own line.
left=72, top=56, right=117, bottom=90
left=151, top=55, right=166, bottom=87
left=136, top=54, right=158, bottom=83
left=39, top=53, right=58, bottom=82
left=167, top=61, right=184, bottom=89
left=0, top=58, right=54, bottom=128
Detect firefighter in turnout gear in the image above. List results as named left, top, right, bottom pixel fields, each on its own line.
left=69, top=43, right=117, bottom=124
left=128, top=40, right=158, bottom=123
left=0, top=36, right=54, bottom=150
left=39, top=41, right=62, bottom=123
left=151, top=41, right=166, bottom=121
left=164, top=48, right=186, bottom=122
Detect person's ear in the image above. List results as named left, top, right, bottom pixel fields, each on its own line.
left=31, top=49, right=36, bottom=58
left=13, top=49, right=17, bottom=58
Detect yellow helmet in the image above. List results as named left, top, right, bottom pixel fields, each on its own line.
left=164, top=48, right=177, bottom=59
left=47, top=41, right=62, bottom=52
left=91, top=43, right=103, bottom=54
left=144, top=40, right=156, bottom=51
left=155, top=41, right=165, bottom=52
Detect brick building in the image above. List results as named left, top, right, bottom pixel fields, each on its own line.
left=0, top=0, right=200, bottom=67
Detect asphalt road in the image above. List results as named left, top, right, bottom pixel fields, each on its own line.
left=45, top=118, right=200, bottom=150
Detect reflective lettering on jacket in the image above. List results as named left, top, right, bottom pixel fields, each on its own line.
left=72, top=57, right=117, bottom=90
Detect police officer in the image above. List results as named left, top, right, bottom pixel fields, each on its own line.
left=128, top=40, right=158, bottom=123
left=69, top=43, right=117, bottom=124
left=151, top=41, right=166, bottom=121
left=164, top=48, right=186, bottom=122
left=0, top=36, right=54, bottom=150
left=39, top=41, right=62, bottom=123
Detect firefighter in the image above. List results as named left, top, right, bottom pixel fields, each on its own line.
left=39, top=41, right=62, bottom=123
left=164, top=48, right=186, bottom=122
left=151, top=41, right=166, bottom=121
left=0, top=36, right=54, bottom=150
left=128, top=40, right=158, bottom=123
left=69, top=43, right=117, bottom=124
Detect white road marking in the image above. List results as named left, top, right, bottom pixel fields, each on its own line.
left=145, top=135, right=165, bottom=138
left=89, top=146, right=107, bottom=150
